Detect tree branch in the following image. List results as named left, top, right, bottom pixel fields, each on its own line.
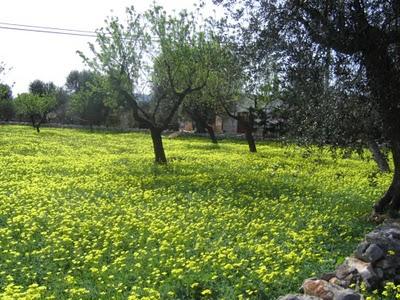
left=294, top=2, right=363, bottom=54
left=151, top=90, right=166, bottom=123
left=119, top=89, right=154, bottom=127
left=164, top=59, right=178, bottom=96
left=215, top=94, right=238, bottom=120
left=162, top=94, right=185, bottom=129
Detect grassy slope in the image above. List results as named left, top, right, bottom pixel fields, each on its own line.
left=0, top=125, right=391, bottom=299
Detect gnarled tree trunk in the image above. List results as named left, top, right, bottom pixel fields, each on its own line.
left=192, top=115, right=217, bottom=144
left=245, top=127, right=257, bottom=153
left=374, top=139, right=400, bottom=213
left=150, top=127, right=167, bottom=164
left=205, top=124, right=218, bottom=144
left=368, top=140, right=390, bottom=173
left=362, top=43, right=400, bottom=214
left=30, top=116, right=36, bottom=129
left=30, top=115, right=41, bottom=133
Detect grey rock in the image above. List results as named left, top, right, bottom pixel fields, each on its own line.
left=276, top=221, right=400, bottom=300
left=302, top=279, right=333, bottom=299
left=384, top=267, right=396, bottom=277
left=329, top=277, right=352, bottom=289
left=336, top=259, right=356, bottom=280
left=336, top=257, right=379, bottom=289
left=365, top=223, right=400, bottom=252
left=321, top=272, right=337, bottom=281
left=302, top=279, right=363, bottom=300
left=375, top=267, right=384, bottom=279
left=388, top=229, right=400, bottom=240
left=278, top=295, right=321, bottom=300
left=355, top=242, right=369, bottom=260
left=334, top=292, right=362, bottom=300
left=363, top=244, right=384, bottom=263
left=375, top=255, right=400, bottom=269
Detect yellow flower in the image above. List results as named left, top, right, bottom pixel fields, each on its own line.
left=201, top=289, right=212, bottom=296
left=191, top=283, right=199, bottom=288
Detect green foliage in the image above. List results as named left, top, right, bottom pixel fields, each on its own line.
left=79, top=4, right=223, bottom=163
left=206, top=41, right=243, bottom=107
left=148, top=7, right=212, bottom=96
left=181, top=88, right=219, bottom=131
left=180, top=38, right=244, bottom=131
left=14, top=93, right=56, bottom=132
left=66, top=71, right=109, bottom=126
left=214, top=0, right=398, bottom=146
left=0, top=99, right=14, bottom=121
left=0, top=125, right=391, bottom=299
left=66, top=70, right=94, bottom=94
left=79, top=4, right=214, bottom=130
left=0, top=84, right=14, bottom=121
left=0, top=83, right=12, bottom=100
left=361, top=281, right=400, bottom=300
left=29, top=80, right=56, bottom=97
left=68, top=91, right=108, bottom=127
left=14, top=93, right=56, bottom=117
left=177, top=39, right=241, bottom=134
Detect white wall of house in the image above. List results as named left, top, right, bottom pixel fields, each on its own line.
left=221, top=117, right=237, bottom=133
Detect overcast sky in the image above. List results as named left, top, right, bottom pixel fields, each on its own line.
left=0, top=0, right=221, bottom=95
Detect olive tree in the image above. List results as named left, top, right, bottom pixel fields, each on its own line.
left=215, top=0, right=400, bottom=214
left=281, top=46, right=390, bottom=172
left=181, top=88, right=221, bottom=144
left=14, top=93, right=56, bottom=132
left=79, top=5, right=213, bottom=163
left=206, top=42, right=268, bottom=153
left=289, top=1, right=400, bottom=213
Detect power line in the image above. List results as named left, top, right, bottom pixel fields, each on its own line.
left=0, top=24, right=97, bottom=38
left=0, top=21, right=160, bottom=42
left=0, top=21, right=96, bottom=34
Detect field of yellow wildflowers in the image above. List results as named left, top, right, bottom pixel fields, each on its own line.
left=0, top=125, right=391, bottom=299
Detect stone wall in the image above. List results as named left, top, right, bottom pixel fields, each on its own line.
left=279, top=220, right=400, bottom=300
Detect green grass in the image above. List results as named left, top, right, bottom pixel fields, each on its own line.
left=0, top=125, right=391, bottom=299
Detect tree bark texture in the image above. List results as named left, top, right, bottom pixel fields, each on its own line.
left=30, top=116, right=36, bottom=130
left=374, top=139, right=400, bottom=213
left=245, top=127, right=257, bottom=153
left=368, top=140, right=390, bottom=173
left=150, top=127, right=167, bottom=164
left=363, top=48, right=400, bottom=213
left=31, top=115, right=41, bottom=133
left=295, top=2, right=400, bottom=212
left=205, top=124, right=218, bottom=144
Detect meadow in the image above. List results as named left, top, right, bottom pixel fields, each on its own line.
left=0, top=125, right=391, bottom=299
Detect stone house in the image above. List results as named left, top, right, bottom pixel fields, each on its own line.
left=180, top=99, right=284, bottom=136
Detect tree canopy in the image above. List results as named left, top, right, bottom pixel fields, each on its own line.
left=66, top=70, right=110, bottom=128
left=214, top=0, right=400, bottom=214
left=14, top=92, right=56, bottom=132
left=29, top=80, right=56, bottom=97
left=80, top=4, right=217, bottom=163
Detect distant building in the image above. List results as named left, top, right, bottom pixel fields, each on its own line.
left=180, top=99, right=285, bottom=136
